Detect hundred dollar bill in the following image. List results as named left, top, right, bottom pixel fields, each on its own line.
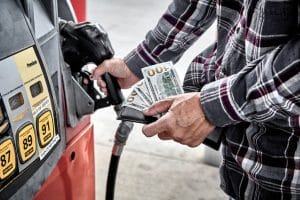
left=122, top=90, right=148, bottom=111
left=134, top=80, right=152, bottom=106
left=142, top=62, right=183, bottom=102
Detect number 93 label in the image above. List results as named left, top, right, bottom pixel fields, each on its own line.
left=0, top=138, right=16, bottom=180
left=37, top=110, right=54, bottom=148
left=17, top=123, right=37, bottom=163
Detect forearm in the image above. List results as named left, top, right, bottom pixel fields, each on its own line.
left=200, top=35, right=300, bottom=128
left=125, top=0, right=217, bottom=78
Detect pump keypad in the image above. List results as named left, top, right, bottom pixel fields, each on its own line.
left=0, top=138, right=16, bottom=180
left=37, top=110, right=54, bottom=147
left=17, top=123, right=36, bottom=163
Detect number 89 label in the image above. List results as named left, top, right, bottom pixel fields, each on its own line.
left=0, top=138, right=16, bottom=180
left=37, top=110, right=54, bottom=148
left=17, top=123, right=37, bottom=163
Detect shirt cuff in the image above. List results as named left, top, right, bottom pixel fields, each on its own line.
left=200, top=77, right=243, bottom=127
left=123, top=49, right=148, bottom=79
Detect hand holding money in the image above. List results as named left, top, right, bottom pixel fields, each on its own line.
left=142, top=93, right=216, bottom=147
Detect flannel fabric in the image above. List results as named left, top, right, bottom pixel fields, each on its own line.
left=124, top=0, right=300, bottom=199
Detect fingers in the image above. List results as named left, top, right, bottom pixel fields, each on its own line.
left=143, top=98, right=174, bottom=116
left=92, top=61, right=109, bottom=79
left=96, top=77, right=106, bottom=88
left=142, top=113, right=171, bottom=137
left=95, top=77, right=107, bottom=95
left=92, top=61, right=109, bottom=94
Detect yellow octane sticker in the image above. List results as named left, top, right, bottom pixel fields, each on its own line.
left=37, top=110, right=54, bottom=147
left=17, top=124, right=37, bottom=163
left=0, top=139, right=16, bottom=180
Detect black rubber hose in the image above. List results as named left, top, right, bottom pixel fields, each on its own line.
left=105, top=155, right=120, bottom=200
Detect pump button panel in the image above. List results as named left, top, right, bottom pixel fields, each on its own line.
left=0, top=45, right=60, bottom=187
left=0, top=138, right=16, bottom=181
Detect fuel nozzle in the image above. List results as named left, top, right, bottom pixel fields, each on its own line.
left=59, top=19, right=114, bottom=71
left=112, top=119, right=134, bottom=156
left=59, top=19, right=124, bottom=108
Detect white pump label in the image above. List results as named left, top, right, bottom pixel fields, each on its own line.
left=13, top=47, right=59, bottom=159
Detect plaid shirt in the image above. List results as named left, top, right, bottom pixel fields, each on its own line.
left=124, top=0, right=300, bottom=199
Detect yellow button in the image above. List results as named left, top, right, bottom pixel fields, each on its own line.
left=37, top=110, right=54, bottom=148
left=0, top=107, right=3, bottom=124
left=0, top=138, right=16, bottom=180
left=0, top=121, right=9, bottom=135
left=17, top=123, right=37, bottom=163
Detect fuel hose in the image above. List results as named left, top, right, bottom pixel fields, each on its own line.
left=106, top=113, right=134, bottom=200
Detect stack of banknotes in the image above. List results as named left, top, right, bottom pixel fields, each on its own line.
left=122, top=62, right=183, bottom=111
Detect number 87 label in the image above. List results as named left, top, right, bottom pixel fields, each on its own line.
left=37, top=110, right=54, bottom=148
left=0, top=138, right=16, bottom=180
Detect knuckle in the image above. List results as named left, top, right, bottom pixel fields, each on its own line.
left=189, top=139, right=202, bottom=148
left=173, top=134, right=184, bottom=143
left=158, top=133, right=167, bottom=140
left=187, top=143, right=198, bottom=148
left=157, top=134, right=164, bottom=139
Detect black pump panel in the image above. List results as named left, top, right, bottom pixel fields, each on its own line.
left=0, top=1, right=34, bottom=60
left=0, top=0, right=65, bottom=199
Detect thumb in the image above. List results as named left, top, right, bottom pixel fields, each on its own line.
left=143, top=98, right=174, bottom=116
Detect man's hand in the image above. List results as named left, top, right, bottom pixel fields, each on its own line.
left=92, top=58, right=140, bottom=94
left=142, top=93, right=215, bottom=147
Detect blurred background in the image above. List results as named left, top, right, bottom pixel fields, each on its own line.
left=87, top=0, right=227, bottom=199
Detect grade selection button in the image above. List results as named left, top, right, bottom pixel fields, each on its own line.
left=37, top=110, right=54, bottom=148
left=17, top=123, right=36, bottom=163
left=0, top=138, right=16, bottom=181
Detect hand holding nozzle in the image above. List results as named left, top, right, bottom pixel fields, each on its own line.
left=92, top=58, right=140, bottom=94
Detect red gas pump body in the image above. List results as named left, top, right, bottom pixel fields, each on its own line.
left=71, top=0, right=87, bottom=22
left=33, top=117, right=95, bottom=200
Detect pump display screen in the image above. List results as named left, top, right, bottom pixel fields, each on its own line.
left=30, top=81, right=43, bottom=98
left=9, top=93, right=24, bottom=110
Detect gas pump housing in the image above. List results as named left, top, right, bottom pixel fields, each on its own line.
left=0, top=0, right=95, bottom=199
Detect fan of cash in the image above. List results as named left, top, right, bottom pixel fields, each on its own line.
left=122, top=62, right=183, bottom=111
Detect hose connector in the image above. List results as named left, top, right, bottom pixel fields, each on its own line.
left=112, top=121, right=133, bottom=156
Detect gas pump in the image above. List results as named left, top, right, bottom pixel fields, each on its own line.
left=0, top=0, right=96, bottom=199
left=0, top=0, right=134, bottom=199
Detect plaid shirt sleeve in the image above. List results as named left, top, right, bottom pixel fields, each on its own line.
left=200, top=35, right=300, bottom=128
left=124, top=0, right=216, bottom=78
